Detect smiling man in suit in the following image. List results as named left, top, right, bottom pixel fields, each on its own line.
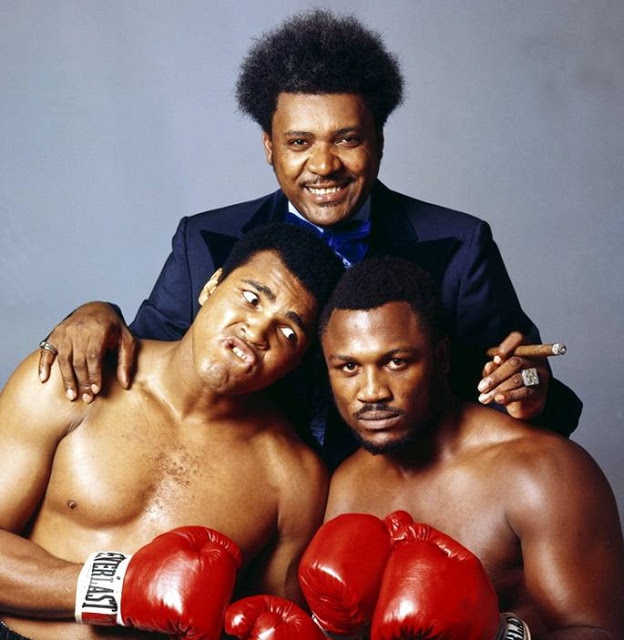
left=38, top=9, right=581, bottom=470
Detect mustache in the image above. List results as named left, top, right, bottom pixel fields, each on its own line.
left=353, top=403, right=406, bottom=419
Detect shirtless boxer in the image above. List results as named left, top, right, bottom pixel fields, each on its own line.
left=0, top=223, right=344, bottom=640
left=313, top=256, right=624, bottom=638
left=225, top=257, right=624, bottom=639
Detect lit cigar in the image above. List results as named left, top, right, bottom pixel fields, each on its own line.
left=486, top=343, right=567, bottom=359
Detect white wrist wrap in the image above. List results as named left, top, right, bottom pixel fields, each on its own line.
left=496, top=612, right=531, bottom=640
left=75, top=551, right=131, bottom=625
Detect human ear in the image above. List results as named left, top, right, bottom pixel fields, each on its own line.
left=198, top=268, right=223, bottom=306
left=262, top=131, right=274, bottom=166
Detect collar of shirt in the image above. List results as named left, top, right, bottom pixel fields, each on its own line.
left=286, top=196, right=372, bottom=228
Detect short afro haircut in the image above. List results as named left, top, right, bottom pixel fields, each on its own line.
left=221, top=223, right=344, bottom=311
left=236, top=9, right=404, bottom=133
left=319, top=256, right=445, bottom=339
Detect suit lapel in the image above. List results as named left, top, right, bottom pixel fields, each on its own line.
left=241, top=190, right=288, bottom=232
left=198, top=184, right=458, bottom=285
left=368, top=182, right=459, bottom=286
left=199, top=191, right=288, bottom=268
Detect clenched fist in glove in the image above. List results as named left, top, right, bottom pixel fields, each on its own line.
left=75, top=525, right=242, bottom=639
left=225, top=595, right=325, bottom=640
left=372, top=511, right=530, bottom=640
left=299, top=513, right=393, bottom=639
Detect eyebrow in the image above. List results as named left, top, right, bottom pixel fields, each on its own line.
left=242, top=279, right=309, bottom=335
left=283, top=126, right=362, bottom=138
left=329, top=348, right=415, bottom=362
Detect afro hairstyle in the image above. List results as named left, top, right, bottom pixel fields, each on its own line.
left=236, top=8, right=404, bottom=133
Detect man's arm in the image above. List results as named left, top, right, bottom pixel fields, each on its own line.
left=0, top=357, right=242, bottom=634
left=449, top=219, right=582, bottom=433
left=248, top=447, right=328, bottom=606
left=37, top=216, right=199, bottom=403
left=0, top=351, right=86, bottom=615
left=509, top=438, right=624, bottom=638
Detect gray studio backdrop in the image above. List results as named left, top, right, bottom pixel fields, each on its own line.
left=2, top=2, right=623, bottom=522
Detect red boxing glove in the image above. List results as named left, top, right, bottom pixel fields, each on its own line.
left=382, top=510, right=415, bottom=541
left=225, top=595, right=325, bottom=640
left=372, top=514, right=530, bottom=640
left=75, top=526, right=242, bottom=639
left=299, top=513, right=393, bottom=638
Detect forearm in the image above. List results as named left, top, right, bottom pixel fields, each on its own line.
left=0, top=531, right=79, bottom=618
left=451, top=222, right=582, bottom=434
left=129, top=216, right=199, bottom=340
left=529, top=377, right=582, bottom=436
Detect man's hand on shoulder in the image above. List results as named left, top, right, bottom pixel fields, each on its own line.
left=38, top=301, right=136, bottom=404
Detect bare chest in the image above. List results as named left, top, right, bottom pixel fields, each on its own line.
left=339, top=464, right=522, bottom=596
left=32, top=398, right=277, bottom=561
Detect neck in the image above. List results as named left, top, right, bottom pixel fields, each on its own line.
left=149, top=339, right=259, bottom=423
left=384, top=392, right=464, bottom=468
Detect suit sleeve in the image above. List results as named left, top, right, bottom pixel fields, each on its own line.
left=449, top=220, right=582, bottom=436
left=130, top=217, right=197, bottom=340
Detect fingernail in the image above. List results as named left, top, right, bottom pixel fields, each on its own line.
left=82, top=393, right=93, bottom=404
left=66, top=389, right=76, bottom=400
left=39, top=371, right=44, bottom=382
left=479, top=392, right=493, bottom=404
left=91, top=384, right=100, bottom=394
left=478, top=378, right=490, bottom=393
left=493, top=355, right=502, bottom=365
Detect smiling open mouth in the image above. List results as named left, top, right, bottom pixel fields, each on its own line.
left=232, top=345, right=247, bottom=360
left=307, top=185, right=343, bottom=196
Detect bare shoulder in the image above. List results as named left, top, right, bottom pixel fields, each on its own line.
left=325, top=450, right=376, bottom=520
left=0, top=351, right=92, bottom=531
left=1, top=350, right=58, bottom=401
left=250, top=411, right=328, bottom=500
left=330, top=448, right=371, bottom=483
left=247, top=414, right=329, bottom=547
left=487, top=418, right=603, bottom=484
left=466, top=402, right=592, bottom=469
left=0, top=350, right=86, bottom=441
left=472, top=407, right=618, bottom=531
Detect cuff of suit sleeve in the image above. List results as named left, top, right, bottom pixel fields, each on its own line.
left=528, top=377, right=582, bottom=437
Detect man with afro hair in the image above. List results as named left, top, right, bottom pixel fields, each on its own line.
left=37, top=9, right=581, bottom=471
left=235, top=9, right=403, bottom=133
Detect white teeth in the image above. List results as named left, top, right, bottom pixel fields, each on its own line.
left=308, top=186, right=341, bottom=195
left=232, top=346, right=246, bottom=360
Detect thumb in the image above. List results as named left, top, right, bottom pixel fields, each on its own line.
left=116, top=327, right=136, bottom=389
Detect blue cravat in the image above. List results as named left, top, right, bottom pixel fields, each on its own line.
left=285, top=212, right=371, bottom=267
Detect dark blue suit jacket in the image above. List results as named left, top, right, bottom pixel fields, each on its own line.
left=130, top=181, right=582, bottom=468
